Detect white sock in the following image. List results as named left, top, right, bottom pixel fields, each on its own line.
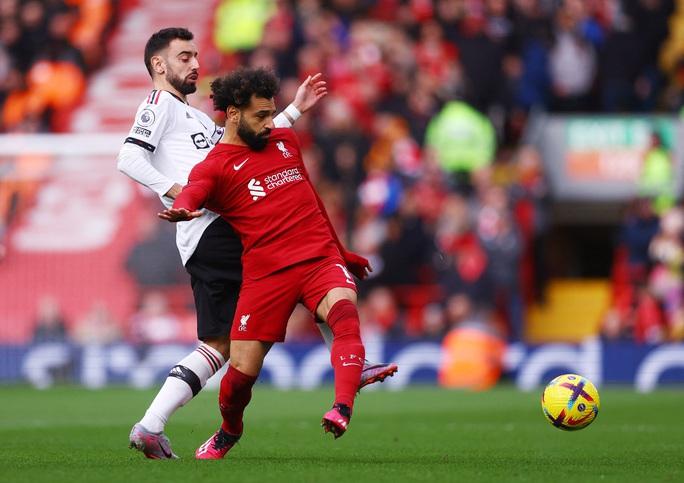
left=317, top=322, right=334, bottom=350
left=139, top=344, right=225, bottom=433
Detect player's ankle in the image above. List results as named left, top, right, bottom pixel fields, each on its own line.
left=139, top=411, right=165, bottom=434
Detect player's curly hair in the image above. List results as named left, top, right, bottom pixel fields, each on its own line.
left=210, top=67, right=280, bottom=112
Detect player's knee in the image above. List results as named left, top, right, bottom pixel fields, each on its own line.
left=228, top=358, right=262, bottom=377
left=317, top=288, right=357, bottom=319
left=203, top=337, right=230, bottom=360
left=228, top=341, right=271, bottom=377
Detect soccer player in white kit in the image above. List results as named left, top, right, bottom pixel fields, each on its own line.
left=117, top=27, right=397, bottom=459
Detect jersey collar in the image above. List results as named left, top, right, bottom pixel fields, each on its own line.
left=164, top=90, right=188, bottom=105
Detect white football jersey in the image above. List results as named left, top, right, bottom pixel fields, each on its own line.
left=121, top=89, right=292, bottom=265
left=124, top=89, right=223, bottom=265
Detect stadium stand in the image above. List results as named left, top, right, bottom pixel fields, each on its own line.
left=1, top=0, right=683, bottom=347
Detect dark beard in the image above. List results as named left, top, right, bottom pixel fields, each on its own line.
left=167, top=72, right=197, bottom=95
left=237, top=118, right=270, bottom=151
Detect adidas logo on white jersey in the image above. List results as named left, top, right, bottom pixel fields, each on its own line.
left=248, top=179, right=266, bottom=201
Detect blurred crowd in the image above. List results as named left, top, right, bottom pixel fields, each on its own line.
left=604, top=198, right=684, bottom=344
left=0, top=0, right=115, bottom=132
left=7, top=0, right=684, bottom=350
left=206, top=0, right=676, bottom=344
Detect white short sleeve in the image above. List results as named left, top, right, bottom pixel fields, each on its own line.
left=124, top=90, right=173, bottom=152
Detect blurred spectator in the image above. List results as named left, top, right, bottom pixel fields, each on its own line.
left=603, top=198, right=661, bottom=341
left=638, top=131, right=675, bottom=215
left=599, top=14, right=642, bottom=112
left=72, top=300, right=123, bottom=345
left=29, top=294, right=72, bottom=384
left=435, top=193, right=496, bottom=309
left=125, top=209, right=188, bottom=288
left=648, top=206, right=684, bottom=340
left=473, top=180, right=524, bottom=340
left=129, top=291, right=182, bottom=346
left=425, top=101, right=496, bottom=193
left=621, top=198, right=661, bottom=281
left=31, top=295, right=68, bottom=343
left=438, top=299, right=506, bottom=391
left=510, top=145, right=550, bottom=302
left=548, top=0, right=599, bottom=111
left=0, top=0, right=113, bottom=132
left=214, top=0, right=275, bottom=53
left=422, top=302, right=447, bottom=339
left=357, top=286, right=403, bottom=338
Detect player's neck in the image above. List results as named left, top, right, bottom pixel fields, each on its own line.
left=153, top=79, right=188, bottom=103
left=220, top=128, right=247, bottom=147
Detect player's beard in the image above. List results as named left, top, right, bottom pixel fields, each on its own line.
left=237, top=117, right=270, bottom=151
left=166, top=71, right=197, bottom=95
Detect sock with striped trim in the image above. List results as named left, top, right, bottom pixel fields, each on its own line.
left=138, top=343, right=225, bottom=433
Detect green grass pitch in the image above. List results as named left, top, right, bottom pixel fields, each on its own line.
left=0, top=385, right=682, bottom=482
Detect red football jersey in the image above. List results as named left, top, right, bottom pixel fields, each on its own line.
left=174, top=128, right=342, bottom=280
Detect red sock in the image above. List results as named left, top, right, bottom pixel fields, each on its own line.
left=218, top=366, right=257, bottom=435
left=327, top=299, right=365, bottom=409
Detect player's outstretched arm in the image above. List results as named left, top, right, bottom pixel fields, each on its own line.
left=160, top=160, right=217, bottom=222
left=158, top=207, right=203, bottom=222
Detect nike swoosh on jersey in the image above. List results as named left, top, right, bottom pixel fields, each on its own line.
left=234, top=158, right=249, bottom=170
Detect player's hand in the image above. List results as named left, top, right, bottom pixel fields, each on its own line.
left=157, top=207, right=203, bottom=222
left=343, top=250, right=373, bottom=280
left=292, top=73, right=327, bottom=113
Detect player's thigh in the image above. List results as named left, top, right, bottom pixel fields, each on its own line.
left=230, top=271, right=300, bottom=343
left=299, top=258, right=358, bottom=321
left=202, top=335, right=231, bottom=361
left=315, top=287, right=358, bottom=321
left=189, top=217, right=243, bottom=272
left=228, top=340, right=273, bottom=377
left=191, top=277, right=240, bottom=343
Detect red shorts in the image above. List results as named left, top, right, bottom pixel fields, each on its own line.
left=230, top=256, right=357, bottom=342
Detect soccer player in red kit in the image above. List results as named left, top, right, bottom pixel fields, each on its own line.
left=159, top=67, right=370, bottom=459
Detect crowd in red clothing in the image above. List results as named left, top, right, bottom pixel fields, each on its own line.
left=8, top=0, right=684, bottom=343
left=604, top=199, right=684, bottom=343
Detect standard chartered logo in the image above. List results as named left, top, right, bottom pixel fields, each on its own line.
left=248, top=168, right=303, bottom=201
left=248, top=179, right=266, bottom=201
left=265, top=168, right=303, bottom=189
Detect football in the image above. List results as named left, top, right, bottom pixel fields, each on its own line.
left=541, top=374, right=600, bottom=431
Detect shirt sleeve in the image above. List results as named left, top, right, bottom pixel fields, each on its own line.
left=123, top=93, right=172, bottom=152
left=173, top=158, right=218, bottom=212
left=209, top=124, right=225, bottom=144
left=116, top=142, right=176, bottom=197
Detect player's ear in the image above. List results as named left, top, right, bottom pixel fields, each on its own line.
left=227, top=106, right=240, bottom=124
left=151, top=55, right=165, bottom=75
